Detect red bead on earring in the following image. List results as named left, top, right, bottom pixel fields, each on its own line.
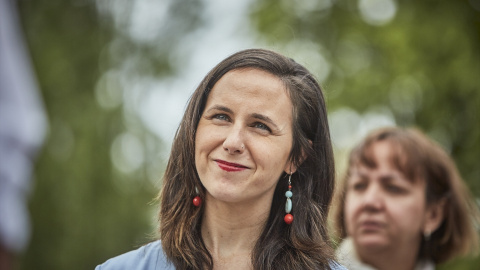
left=284, top=213, right=293, bottom=224
left=193, top=186, right=202, bottom=207
left=193, top=196, right=202, bottom=207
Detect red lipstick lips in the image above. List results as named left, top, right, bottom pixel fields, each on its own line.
left=215, top=160, right=248, bottom=172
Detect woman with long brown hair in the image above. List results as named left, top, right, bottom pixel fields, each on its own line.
left=334, top=127, right=479, bottom=270
left=96, top=49, right=345, bottom=269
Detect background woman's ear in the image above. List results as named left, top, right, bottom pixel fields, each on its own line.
left=423, top=198, right=447, bottom=236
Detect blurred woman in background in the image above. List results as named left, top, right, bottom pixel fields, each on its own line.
left=334, top=127, right=479, bottom=270
left=97, top=49, right=346, bottom=269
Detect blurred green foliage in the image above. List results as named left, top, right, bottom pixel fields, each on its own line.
left=18, top=1, right=158, bottom=269
left=14, top=0, right=480, bottom=269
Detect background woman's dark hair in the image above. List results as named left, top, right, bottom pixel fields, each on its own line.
left=159, top=48, right=336, bottom=269
left=333, top=127, right=480, bottom=264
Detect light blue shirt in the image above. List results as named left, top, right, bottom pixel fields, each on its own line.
left=96, top=240, right=348, bottom=270
left=96, top=241, right=174, bottom=270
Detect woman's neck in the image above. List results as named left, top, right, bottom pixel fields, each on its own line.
left=356, top=242, right=420, bottom=270
left=201, top=195, right=271, bottom=269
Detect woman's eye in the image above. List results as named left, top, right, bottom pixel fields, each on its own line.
left=352, top=182, right=367, bottom=191
left=213, top=114, right=230, bottom=121
left=253, top=122, right=271, bottom=132
left=386, top=185, right=404, bottom=194
left=348, top=178, right=367, bottom=191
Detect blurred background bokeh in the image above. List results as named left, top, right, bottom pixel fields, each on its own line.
left=12, top=0, right=479, bottom=269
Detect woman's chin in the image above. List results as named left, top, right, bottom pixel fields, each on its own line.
left=206, top=188, right=243, bottom=204
left=354, top=234, right=390, bottom=252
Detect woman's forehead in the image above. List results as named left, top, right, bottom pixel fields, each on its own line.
left=351, top=140, right=420, bottom=182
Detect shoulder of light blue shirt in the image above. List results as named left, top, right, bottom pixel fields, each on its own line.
left=95, top=240, right=348, bottom=270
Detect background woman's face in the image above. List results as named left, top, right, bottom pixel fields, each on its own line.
left=194, top=68, right=294, bottom=208
left=344, top=141, right=429, bottom=255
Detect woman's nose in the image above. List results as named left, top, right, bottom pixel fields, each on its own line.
left=223, top=126, right=245, bottom=154
left=361, top=185, right=384, bottom=211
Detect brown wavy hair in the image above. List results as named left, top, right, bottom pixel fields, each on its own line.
left=159, top=49, right=336, bottom=269
left=333, top=127, right=479, bottom=264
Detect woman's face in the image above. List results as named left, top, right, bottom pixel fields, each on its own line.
left=195, top=68, right=294, bottom=207
left=344, top=141, right=431, bottom=254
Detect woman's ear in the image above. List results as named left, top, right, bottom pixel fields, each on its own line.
left=284, top=140, right=312, bottom=174
left=423, top=198, right=446, bottom=236
left=284, top=161, right=297, bottom=174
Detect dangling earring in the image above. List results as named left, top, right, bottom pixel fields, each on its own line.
left=193, top=186, right=202, bottom=207
left=284, top=173, right=293, bottom=224
left=424, top=230, right=431, bottom=242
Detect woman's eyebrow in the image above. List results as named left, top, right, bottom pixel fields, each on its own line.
left=379, top=175, right=395, bottom=182
left=379, top=173, right=405, bottom=183
left=205, top=105, right=233, bottom=114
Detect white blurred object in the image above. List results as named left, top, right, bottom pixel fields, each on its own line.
left=0, top=0, right=48, bottom=253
